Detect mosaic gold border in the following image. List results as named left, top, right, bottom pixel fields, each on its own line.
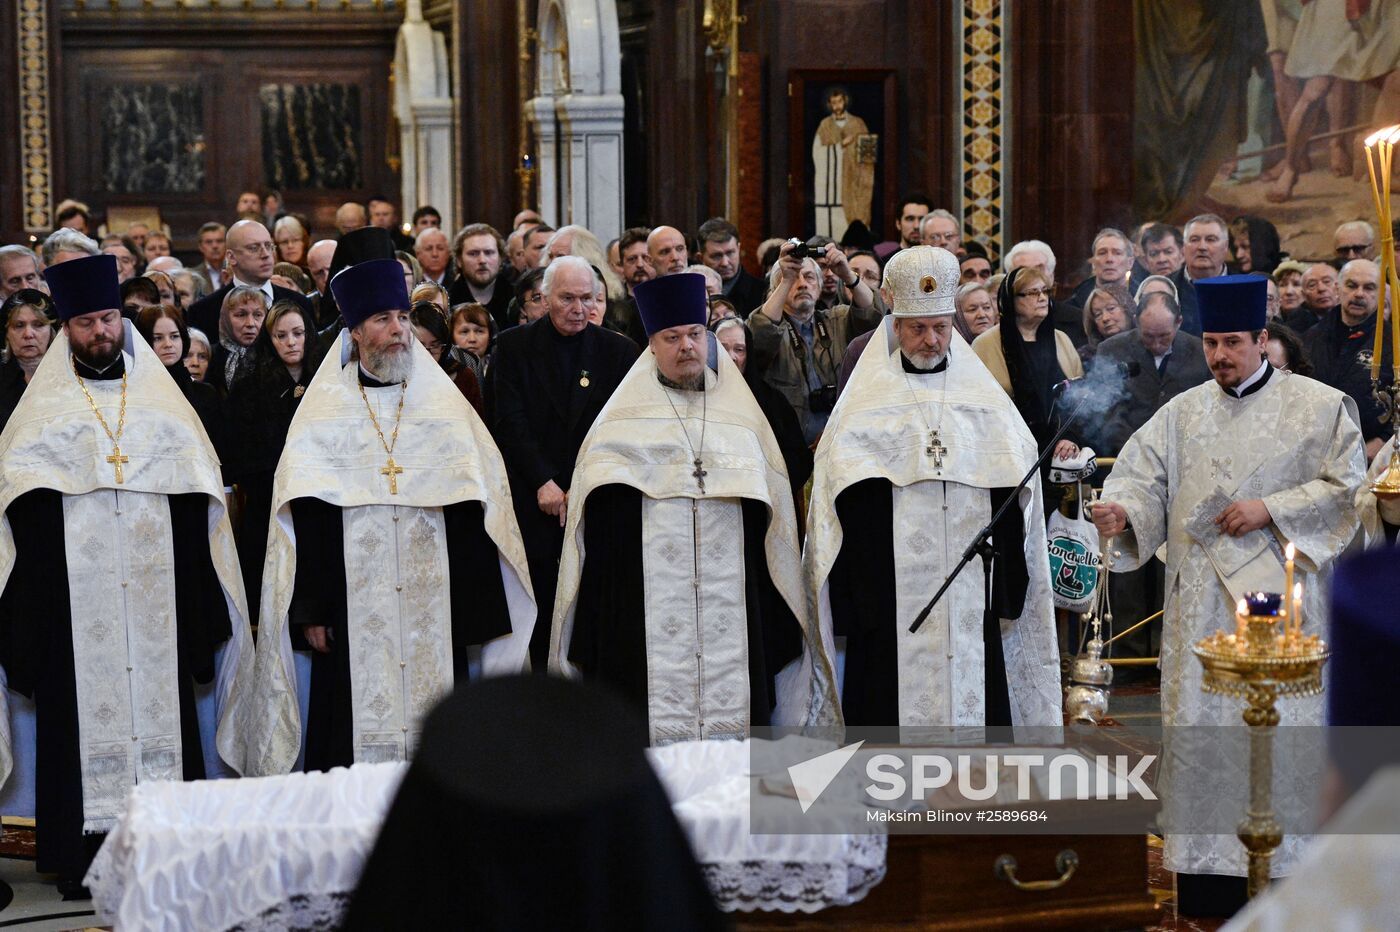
left=957, top=0, right=1004, bottom=259
left=18, top=0, right=52, bottom=233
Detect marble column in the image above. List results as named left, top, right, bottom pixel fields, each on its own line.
left=526, top=0, right=625, bottom=238
left=394, top=0, right=455, bottom=229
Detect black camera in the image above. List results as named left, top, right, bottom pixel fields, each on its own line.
left=787, top=237, right=814, bottom=261
left=809, top=385, right=839, bottom=414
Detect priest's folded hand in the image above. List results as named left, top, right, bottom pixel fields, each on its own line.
left=304, top=625, right=332, bottom=653
left=538, top=481, right=570, bottom=527
left=1090, top=501, right=1128, bottom=537
left=1214, top=498, right=1271, bottom=538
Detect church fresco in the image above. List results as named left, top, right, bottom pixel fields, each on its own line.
left=1135, top=0, right=1400, bottom=260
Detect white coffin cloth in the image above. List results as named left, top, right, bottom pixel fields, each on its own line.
left=236, top=332, right=535, bottom=777
left=85, top=740, right=888, bottom=928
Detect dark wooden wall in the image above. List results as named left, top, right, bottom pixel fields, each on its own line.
left=56, top=11, right=399, bottom=249
left=1009, top=0, right=1135, bottom=286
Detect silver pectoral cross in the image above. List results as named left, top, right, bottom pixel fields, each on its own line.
left=926, top=431, right=947, bottom=469
left=692, top=457, right=707, bottom=493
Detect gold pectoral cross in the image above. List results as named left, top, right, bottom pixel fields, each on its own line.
left=107, top=445, right=129, bottom=484
left=381, top=456, right=404, bottom=495
left=926, top=431, right=947, bottom=469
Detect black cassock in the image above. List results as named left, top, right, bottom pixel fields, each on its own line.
left=287, top=497, right=515, bottom=771
left=829, top=478, right=1029, bottom=727
left=567, top=485, right=804, bottom=735
left=0, top=486, right=231, bottom=881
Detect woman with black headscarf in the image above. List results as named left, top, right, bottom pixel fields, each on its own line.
left=1229, top=215, right=1284, bottom=275
left=971, top=266, right=1084, bottom=508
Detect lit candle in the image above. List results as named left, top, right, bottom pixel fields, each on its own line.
left=1293, top=582, right=1303, bottom=637
left=1283, top=543, right=1295, bottom=626
left=1365, top=132, right=1387, bottom=379
left=1236, top=597, right=1248, bottom=642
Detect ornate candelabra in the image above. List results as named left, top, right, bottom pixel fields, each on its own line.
left=1192, top=586, right=1328, bottom=898
left=1363, top=125, right=1400, bottom=498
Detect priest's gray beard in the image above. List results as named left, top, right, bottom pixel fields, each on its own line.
left=363, top=341, right=415, bottom=384
left=905, top=350, right=946, bottom=370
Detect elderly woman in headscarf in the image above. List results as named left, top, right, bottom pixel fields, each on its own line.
left=953, top=281, right=998, bottom=344
left=971, top=266, right=1084, bottom=508
left=1079, top=282, right=1136, bottom=365
left=208, top=283, right=267, bottom=394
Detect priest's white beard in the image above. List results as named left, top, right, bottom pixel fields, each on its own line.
left=905, top=350, right=946, bottom=370
left=363, top=342, right=415, bottom=384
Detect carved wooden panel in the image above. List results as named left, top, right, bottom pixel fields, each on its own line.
left=56, top=13, right=398, bottom=248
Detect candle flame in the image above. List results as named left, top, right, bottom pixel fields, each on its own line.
left=1366, top=127, right=1390, bottom=147
left=1388, top=126, right=1400, bottom=145
left=1285, top=542, right=1295, bottom=560
left=1237, top=598, right=1248, bottom=614
left=1294, top=582, right=1303, bottom=599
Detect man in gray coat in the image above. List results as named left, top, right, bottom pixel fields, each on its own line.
left=1092, top=291, right=1212, bottom=458
left=1087, top=290, right=1211, bottom=672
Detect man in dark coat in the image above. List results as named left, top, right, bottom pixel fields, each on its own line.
left=185, top=219, right=313, bottom=339
left=486, top=256, right=640, bottom=666
left=1302, top=259, right=1392, bottom=462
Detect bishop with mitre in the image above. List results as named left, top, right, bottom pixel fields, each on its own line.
left=550, top=273, right=839, bottom=744
left=239, top=258, right=535, bottom=776
left=804, top=245, right=1061, bottom=728
left=0, top=254, right=252, bottom=891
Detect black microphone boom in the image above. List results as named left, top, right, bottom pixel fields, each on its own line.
left=908, top=383, right=1101, bottom=635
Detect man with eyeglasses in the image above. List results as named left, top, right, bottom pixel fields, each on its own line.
left=1333, top=220, right=1377, bottom=264
left=1281, top=262, right=1340, bottom=333
left=487, top=255, right=639, bottom=667
left=186, top=219, right=313, bottom=338
left=918, top=209, right=965, bottom=258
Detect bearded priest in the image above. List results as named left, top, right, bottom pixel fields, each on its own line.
left=1094, top=275, right=1366, bottom=917
left=0, top=254, right=252, bottom=894
left=550, top=273, right=840, bottom=745
left=804, top=245, right=1061, bottom=729
left=238, top=258, right=535, bottom=777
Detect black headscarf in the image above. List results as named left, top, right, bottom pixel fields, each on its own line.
left=1232, top=215, right=1283, bottom=275
left=996, top=266, right=1065, bottom=438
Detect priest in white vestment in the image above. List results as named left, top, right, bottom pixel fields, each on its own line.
left=550, top=273, right=839, bottom=745
left=237, top=259, right=534, bottom=777
left=0, top=254, right=252, bottom=890
left=804, top=246, right=1061, bottom=729
left=1095, top=274, right=1366, bottom=917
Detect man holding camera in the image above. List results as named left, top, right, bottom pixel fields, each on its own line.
left=751, top=239, right=880, bottom=444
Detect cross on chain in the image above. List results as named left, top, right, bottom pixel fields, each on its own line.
left=926, top=431, right=947, bottom=469
left=381, top=456, right=404, bottom=495
left=692, top=457, right=707, bottom=493
left=107, top=445, right=129, bottom=484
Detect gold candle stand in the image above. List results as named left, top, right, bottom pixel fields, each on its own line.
left=1363, top=124, right=1400, bottom=498
left=1192, top=593, right=1328, bottom=898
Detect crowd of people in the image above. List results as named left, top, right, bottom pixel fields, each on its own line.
left=0, top=189, right=1397, bottom=914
